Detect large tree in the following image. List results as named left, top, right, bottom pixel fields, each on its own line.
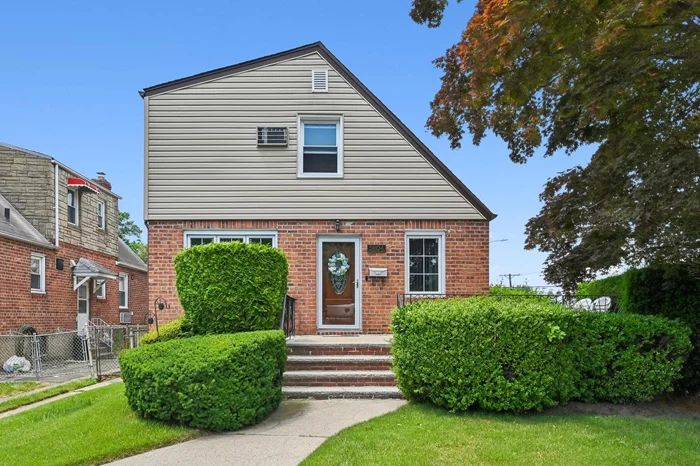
left=410, top=0, right=700, bottom=289
left=119, top=212, right=148, bottom=264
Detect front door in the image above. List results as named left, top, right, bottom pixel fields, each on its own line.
left=317, top=237, right=361, bottom=329
left=77, top=283, right=90, bottom=333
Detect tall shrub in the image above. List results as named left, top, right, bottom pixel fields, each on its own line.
left=175, top=242, right=288, bottom=335
left=120, top=330, right=286, bottom=431
left=392, top=298, right=691, bottom=412
left=578, top=266, right=700, bottom=392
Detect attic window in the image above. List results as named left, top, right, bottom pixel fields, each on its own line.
left=311, top=70, right=328, bottom=93
left=257, top=127, right=288, bottom=146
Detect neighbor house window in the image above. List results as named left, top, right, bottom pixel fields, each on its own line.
left=405, top=232, right=445, bottom=294
left=185, top=231, right=277, bottom=248
left=94, top=279, right=106, bottom=300
left=119, top=275, right=128, bottom=309
left=30, top=253, right=45, bottom=293
left=298, top=115, right=343, bottom=177
left=67, top=190, right=79, bottom=225
left=97, top=201, right=105, bottom=229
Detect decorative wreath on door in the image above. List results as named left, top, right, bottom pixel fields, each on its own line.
left=327, top=252, right=350, bottom=294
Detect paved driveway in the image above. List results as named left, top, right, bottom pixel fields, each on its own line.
left=110, top=398, right=406, bottom=466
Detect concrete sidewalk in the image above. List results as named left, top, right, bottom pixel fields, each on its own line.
left=110, top=398, right=406, bottom=466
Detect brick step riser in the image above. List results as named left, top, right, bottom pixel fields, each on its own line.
left=285, top=361, right=392, bottom=371
left=287, top=346, right=391, bottom=356
left=283, top=392, right=404, bottom=400
left=283, top=376, right=395, bottom=387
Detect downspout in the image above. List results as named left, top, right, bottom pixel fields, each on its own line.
left=52, top=161, right=59, bottom=247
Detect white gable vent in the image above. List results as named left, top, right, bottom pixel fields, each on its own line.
left=257, top=127, right=288, bottom=146
left=311, top=69, right=328, bottom=93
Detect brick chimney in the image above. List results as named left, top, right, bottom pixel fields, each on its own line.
left=93, top=172, right=112, bottom=190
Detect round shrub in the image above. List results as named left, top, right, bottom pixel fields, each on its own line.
left=140, top=316, right=189, bottom=345
left=175, top=242, right=288, bottom=335
left=119, top=330, right=287, bottom=431
left=392, top=297, right=691, bottom=412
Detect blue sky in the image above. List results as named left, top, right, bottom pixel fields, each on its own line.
left=0, top=1, right=594, bottom=287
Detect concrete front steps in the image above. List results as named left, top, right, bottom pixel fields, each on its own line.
left=283, top=335, right=403, bottom=399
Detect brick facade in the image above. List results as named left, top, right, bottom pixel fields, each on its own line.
left=0, top=237, right=148, bottom=333
left=1, top=146, right=148, bottom=333
left=148, top=219, right=489, bottom=334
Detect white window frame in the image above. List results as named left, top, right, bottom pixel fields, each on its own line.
left=30, top=253, right=46, bottom=294
left=94, top=279, right=106, bottom=300
left=119, top=274, right=129, bottom=309
left=67, top=189, right=79, bottom=226
left=184, top=230, right=278, bottom=248
left=404, top=230, right=446, bottom=295
left=297, top=114, right=344, bottom=178
left=97, top=201, right=105, bottom=230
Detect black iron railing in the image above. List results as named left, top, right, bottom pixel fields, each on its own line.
left=281, top=294, right=296, bottom=338
left=397, top=293, right=620, bottom=312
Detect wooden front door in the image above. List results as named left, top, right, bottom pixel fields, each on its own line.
left=318, top=237, right=361, bottom=329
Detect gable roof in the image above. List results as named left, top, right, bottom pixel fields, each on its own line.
left=0, top=193, right=54, bottom=249
left=141, top=42, right=496, bottom=221
left=117, top=237, right=148, bottom=272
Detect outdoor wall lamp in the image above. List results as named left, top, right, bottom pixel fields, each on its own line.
left=335, top=219, right=341, bottom=232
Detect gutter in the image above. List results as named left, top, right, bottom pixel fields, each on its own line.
left=116, top=261, right=148, bottom=273
left=53, top=161, right=59, bottom=247
left=0, top=231, right=57, bottom=250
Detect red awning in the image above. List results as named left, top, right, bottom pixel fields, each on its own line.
left=67, top=177, right=100, bottom=193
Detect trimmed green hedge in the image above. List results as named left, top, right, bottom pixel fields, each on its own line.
left=392, top=298, right=691, bottom=412
left=175, top=242, right=288, bottom=335
left=120, top=330, right=286, bottom=431
left=579, top=266, right=700, bottom=392
left=141, top=316, right=189, bottom=345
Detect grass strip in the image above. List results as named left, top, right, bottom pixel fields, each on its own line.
left=0, top=378, right=96, bottom=414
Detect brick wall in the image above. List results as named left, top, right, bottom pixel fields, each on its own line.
left=0, top=237, right=148, bottom=334
left=148, top=219, right=489, bottom=334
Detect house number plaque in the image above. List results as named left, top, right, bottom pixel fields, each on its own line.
left=367, top=244, right=386, bottom=253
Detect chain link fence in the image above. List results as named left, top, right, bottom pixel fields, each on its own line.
left=0, top=325, right=148, bottom=382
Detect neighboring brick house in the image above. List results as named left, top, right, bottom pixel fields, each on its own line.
left=0, top=143, right=148, bottom=334
left=141, top=42, right=495, bottom=335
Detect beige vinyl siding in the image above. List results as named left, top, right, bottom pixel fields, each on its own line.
left=146, top=52, right=484, bottom=220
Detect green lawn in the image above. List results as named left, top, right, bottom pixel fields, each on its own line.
left=0, top=378, right=96, bottom=414
left=303, top=403, right=700, bottom=466
left=0, top=382, right=198, bottom=466
left=0, top=381, right=44, bottom=398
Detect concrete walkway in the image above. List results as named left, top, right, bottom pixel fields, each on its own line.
left=110, top=398, right=406, bottom=466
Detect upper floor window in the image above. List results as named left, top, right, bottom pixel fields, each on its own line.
left=119, top=274, right=129, bottom=309
left=97, top=201, right=105, bottom=230
left=30, top=253, right=45, bottom=293
left=297, top=115, right=343, bottom=178
left=405, top=231, right=445, bottom=295
left=67, top=190, right=79, bottom=225
left=185, top=231, right=277, bottom=248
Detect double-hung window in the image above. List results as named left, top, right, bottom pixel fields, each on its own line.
left=405, top=232, right=445, bottom=294
left=94, top=279, right=106, bottom=300
left=97, top=201, right=105, bottom=229
left=67, top=190, right=79, bottom=225
left=185, top=231, right=277, bottom=248
left=298, top=115, right=343, bottom=177
left=119, top=275, right=128, bottom=309
left=30, top=253, right=45, bottom=293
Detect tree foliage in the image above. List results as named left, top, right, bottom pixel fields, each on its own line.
left=118, top=211, right=148, bottom=263
left=410, top=0, right=700, bottom=289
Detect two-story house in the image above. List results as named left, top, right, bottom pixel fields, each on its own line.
left=141, top=42, right=495, bottom=335
left=0, top=143, right=148, bottom=333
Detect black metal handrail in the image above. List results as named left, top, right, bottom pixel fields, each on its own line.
left=281, top=295, right=296, bottom=338
left=397, top=293, right=621, bottom=312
